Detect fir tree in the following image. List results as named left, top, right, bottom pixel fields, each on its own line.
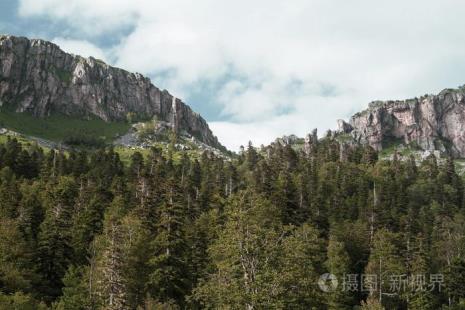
left=95, top=196, right=128, bottom=310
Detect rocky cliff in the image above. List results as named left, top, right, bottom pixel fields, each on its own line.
left=340, top=86, right=465, bottom=158
left=0, top=35, right=224, bottom=150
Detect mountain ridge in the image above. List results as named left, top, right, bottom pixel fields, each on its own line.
left=336, top=86, right=465, bottom=158
left=0, top=35, right=225, bottom=150
left=3, top=34, right=465, bottom=157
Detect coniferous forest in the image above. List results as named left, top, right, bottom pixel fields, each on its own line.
left=1, top=135, right=465, bottom=309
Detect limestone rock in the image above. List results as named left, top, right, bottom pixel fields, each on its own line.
left=337, top=119, right=353, bottom=133
left=0, top=35, right=224, bottom=150
left=275, top=134, right=300, bottom=146
left=346, top=86, right=465, bottom=158
left=304, top=128, right=318, bottom=155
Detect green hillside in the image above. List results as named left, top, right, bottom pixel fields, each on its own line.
left=0, top=108, right=130, bottom=144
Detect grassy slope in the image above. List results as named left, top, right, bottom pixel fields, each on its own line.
left=0, top=109, right=130, bottom=143
left=0, top=111, right=224, bottom=166
left=0, top=133, right=200, bottom=166
left=114, top=142, right=206, bottom=165
left=0, top=133, right=53, bottom=153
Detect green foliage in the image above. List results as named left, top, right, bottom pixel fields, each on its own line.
left=0, top=134, right=463, bottom=308
left=364, top=229, right=406, bottom=308
left=0, top=109, right=130, bottom=144
left=35, top=177, right=78, bottom=301
left=137, top=121, right=156, bottom=140
left=0, top=292, right=48, bottom=310
left=92, top=196, right=130, bottom=309
left=0, top=218, right=34, bottom=293
left=53, top=265, right=90, bottom=310
left=193, top=190, right=284, bottom=308
left=63, top=134, right=105, bottom=148
left=325, top=235, right=353, bottom=309
left=126, top=112, right=137, bottom=124
left=193, top=191, right=326, bottom=309
left=445, top=258, right=465, bottom=307
left=279, top=224, right=326, bottom=308
left=360, top=298, right=385, bottom=309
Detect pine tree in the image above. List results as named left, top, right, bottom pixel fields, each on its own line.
left=193, top=190, right=284, bottom=309
left=184, top=209, right=221, bottom=307
left=71, top=179, right=107, bottom=265
left=115, top=213, right=151, bottom=309
left=245, top=141, right=259, bottom=170
left=148, top=176, right=189, bottom=306
left=36, top=176, right=78, bottom=301
left=325, top=235, right=353, bottom=309
left=407, top=237, right=435, bottom=310
left=279, top=223, right=326, bottom=309
left=0, top=217, right=34, bottom=293
left=274, top=169, right=299, bottom=225
left=95, top=196, right=128, bottom=310
left=445, top=257, right=465, bottom=307
left=365, top=229, right=406, bottom=309
left=0, top=167, right=21, bottom=218
left=53, top=265, right=90, bottom=310
left=17, top=182, right=44, bottom=246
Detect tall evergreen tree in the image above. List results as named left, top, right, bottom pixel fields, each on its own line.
left=36, top=177, right=78, bottom=301
left=94, top=196, right=128, bottom=310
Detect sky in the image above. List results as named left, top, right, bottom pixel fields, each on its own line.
left=2, top=0, right=465, bottom=151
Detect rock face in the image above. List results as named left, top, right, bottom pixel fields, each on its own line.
left=336, top=119, right=353, bottom=133
left=347, top=86, right=465, bottom=157
left=304, top=129, right=318, bottom=156
left=0, top=35, right=224, bottom=150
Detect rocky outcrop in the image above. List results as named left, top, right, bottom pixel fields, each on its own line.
left=275, top=134, right=301, bottom=146
left=346, top=86, right=465, bottom=157
left=336, top=119, right=353, bottom=134
left=0, top=35, right=224, bottom=150
left=304, top=129, right=318, bottom=156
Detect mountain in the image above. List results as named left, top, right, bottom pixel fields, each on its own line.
left=0, top=35, right=224, bottom=150
left=4, top=33, right=465, bottom=159
left=338, top=86, right=465, bottom=158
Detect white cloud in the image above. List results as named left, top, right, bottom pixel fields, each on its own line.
left=17, top=0, right=465, bottom=151
left=19, top=0, right=138, bottom=35
left=52, top=38, right=108, bottom=61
